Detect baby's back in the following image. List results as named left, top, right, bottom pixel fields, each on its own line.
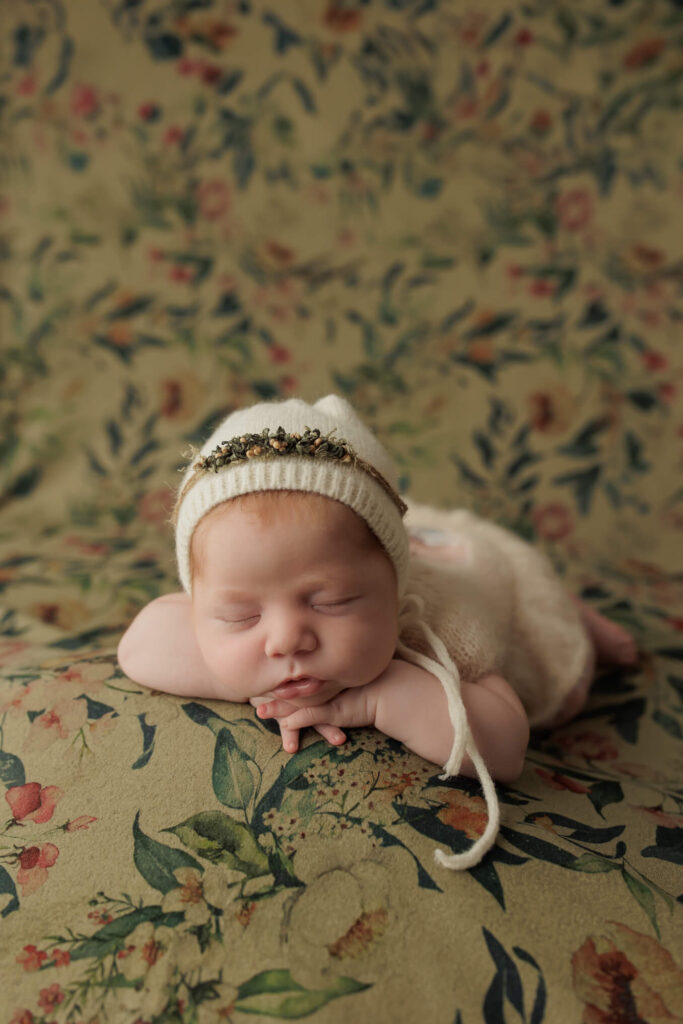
left=403, top=501, right=590, bottom=725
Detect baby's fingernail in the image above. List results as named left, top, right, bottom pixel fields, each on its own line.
left=257, top=705, right=269, bottom=717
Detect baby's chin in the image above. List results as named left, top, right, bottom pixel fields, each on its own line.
left=284, top=685, right=346, bottom=707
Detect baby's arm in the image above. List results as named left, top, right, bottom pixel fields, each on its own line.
left=257, top=659, right=530, bottom=784
left=119, top=595, right=348, bottom=749
left=117, top=593, right=225, bottom=698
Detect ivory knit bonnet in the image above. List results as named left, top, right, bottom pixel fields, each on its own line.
left=174, top=394, right=410, bottom=595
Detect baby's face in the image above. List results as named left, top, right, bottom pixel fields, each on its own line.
left=190, top=495, right=399, bottom=706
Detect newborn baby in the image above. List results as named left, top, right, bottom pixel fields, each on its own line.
left=118, top=395, right=636, bottom=868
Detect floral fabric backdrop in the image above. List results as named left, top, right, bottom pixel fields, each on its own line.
left=1, top=1, right=682, bottom=1022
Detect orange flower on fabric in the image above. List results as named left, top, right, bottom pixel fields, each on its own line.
left=436, top=790, right=487, bottom=840
left=572, top=921, right=683, bottom=1022
left=6, top=783, right=63, bottom=824
left=16, top=843, right=59, bottom=896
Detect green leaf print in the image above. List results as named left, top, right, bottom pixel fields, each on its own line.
left=570, top=853, right=621, bottom=873
left=652, top=709, right=683, bottom=739
left=71, top=905, right=183, bottom=961
left=235, top=969, right=370, bottom=1019
left=587, top=781, right=624, bottom=817
left=165, top=810, right=270, bottom=878
left=552, top=465, right=601, bottom=515
left=0, top=749, right=25, bottom=789
left=0, top=865, right=19, bottom=917
left=133, top=811, right=203, bottom=894
left=212, top=726, right=258, bottom=809
left=622, top=868, right=660, bottom=938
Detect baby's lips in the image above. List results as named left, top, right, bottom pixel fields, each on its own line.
left=270, top=677, right=324, bottom=699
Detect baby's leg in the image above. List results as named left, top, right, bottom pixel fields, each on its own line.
left=540, top=600, right=638, bottom=729
left=570, top=597, right=639, bottom=667
left=539, top=644, right=595, bottom=729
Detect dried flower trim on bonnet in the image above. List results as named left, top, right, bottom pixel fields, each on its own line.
left=173, top=425, right=408, bottom=521
left=173, top=395, right=499, bottom=870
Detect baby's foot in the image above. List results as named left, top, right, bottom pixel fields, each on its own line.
left=572, top=598, right=639, bottom=667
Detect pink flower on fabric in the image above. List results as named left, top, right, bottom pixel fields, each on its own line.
left=163, top=125, right=185, bottom=146
left=268, top=344, right=291, bottom=364
left=65, top=815, right=97, bottom=832
left=555, top=188, right=593, bottom=231
left=16, top=76, right=37, bottom=96
left=10, top=1010, right=35, bottom=1024
left=196, top=180, right=231, bottom=220
left=640, top=349, right=668, bottom=372
left=37, top=984, right=65, bottom=1013
left=71, top=83, right=99, bottom=117
left=532, top=503, right=574, bottom=541
left=16, top=945, right=48, bottom=971
left=6, top=783, right=63, bottom=823
left=17, top=844, right=59, bottom=896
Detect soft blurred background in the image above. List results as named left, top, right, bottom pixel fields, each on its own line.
left=1, top=3, right=682, bottom=1022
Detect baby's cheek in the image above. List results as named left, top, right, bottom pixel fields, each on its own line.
left=345, top=620, right=396, bottom=678
left=197, top=632, right=240, bottom=686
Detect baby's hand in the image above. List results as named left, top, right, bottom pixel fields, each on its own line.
left=250, top=695, right=347, bottom=754
left=256, top=686, right=377, bottom=748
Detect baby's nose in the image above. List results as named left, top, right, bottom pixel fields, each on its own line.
left=264, top=614, right=317, bottom=658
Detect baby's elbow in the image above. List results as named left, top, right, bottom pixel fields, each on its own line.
left=117, top=629, right=148, bottom=687
left=116, top=630, right=132, bottom=675
left=494, top=712, right=530, bottom=785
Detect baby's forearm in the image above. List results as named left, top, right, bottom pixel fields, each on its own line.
left=371, top=660, right=529, bottom=784
left=117, top=593, right=224, bottom=698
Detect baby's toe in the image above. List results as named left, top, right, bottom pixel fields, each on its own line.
left=615, top=634, right=639, bottom=666
left=603, top=624, right=639, bottom=666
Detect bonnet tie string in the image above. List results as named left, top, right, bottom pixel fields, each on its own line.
left=397, top=592, right=500, bottom=870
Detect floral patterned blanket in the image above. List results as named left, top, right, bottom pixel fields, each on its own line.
left=1, top=2, right=682, bottom=1022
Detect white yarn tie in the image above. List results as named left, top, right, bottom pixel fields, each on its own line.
left=397, top=592, right=500, bottom=870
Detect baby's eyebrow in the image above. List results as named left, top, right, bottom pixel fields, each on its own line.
left=211, top=589, right=257, bottom=602
left=210, top=576, right=358, bottom=601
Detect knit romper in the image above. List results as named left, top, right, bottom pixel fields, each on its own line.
left=400, top=500, right=592, bottom=729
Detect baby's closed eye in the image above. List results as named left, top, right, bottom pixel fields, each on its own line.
left=214, top=610, right=260, bottom=629
left=313, top=596, right=360, bottom=612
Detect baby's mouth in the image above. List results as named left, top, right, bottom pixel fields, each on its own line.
left=270, top=677, right=324, bottom=699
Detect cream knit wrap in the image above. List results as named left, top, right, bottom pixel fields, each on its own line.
left=174, top=394, right=499, bottom=870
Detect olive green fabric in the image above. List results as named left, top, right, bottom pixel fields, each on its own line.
left=1, top=3, right=682, bottom=1022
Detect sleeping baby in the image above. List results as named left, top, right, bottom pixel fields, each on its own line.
left=117, top=394, right=637, bottom=868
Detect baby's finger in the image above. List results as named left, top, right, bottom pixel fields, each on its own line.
left=256, top=700, right=297, bottom=720
left=279, top=703, right=340, bottom=732
left=279, top=724, right=300, bottom=754
left=314, top=723, right=347, bottom=746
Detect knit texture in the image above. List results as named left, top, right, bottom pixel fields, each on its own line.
left=403, top=501, right=592, bottom=727
left=175, top=395, right=410, bottom=596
